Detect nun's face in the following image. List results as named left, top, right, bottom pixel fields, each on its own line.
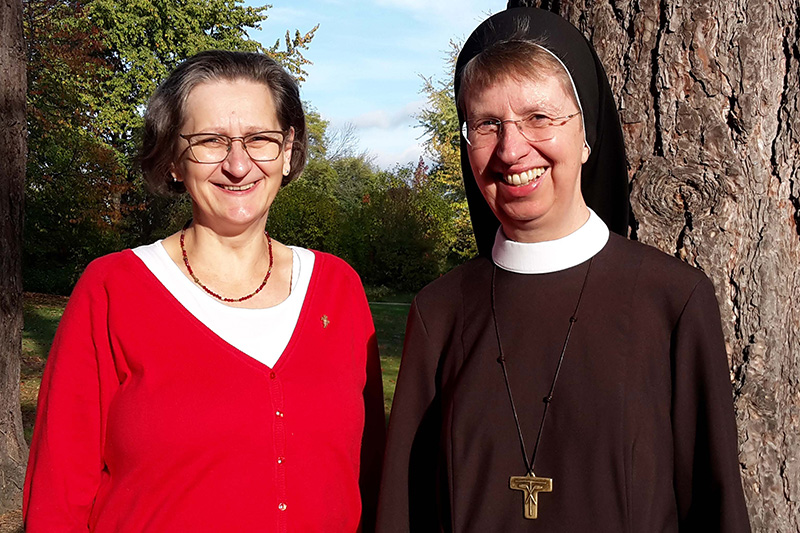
left=464, top=74, right=590, bottom=242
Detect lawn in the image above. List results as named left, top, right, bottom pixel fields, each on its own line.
left=369, top=301, right=410, bottom=415
left=18, top=292, right=411, bottom=441
left=20, top=293, right=68, bottom=443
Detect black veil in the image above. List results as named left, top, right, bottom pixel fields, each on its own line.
left=454, top=7, right=630, bottom=255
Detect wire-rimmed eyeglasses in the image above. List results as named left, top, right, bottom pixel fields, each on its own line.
left=461, top=112, right=580, bottom=148
left=179, top=130, right=288, bottom=164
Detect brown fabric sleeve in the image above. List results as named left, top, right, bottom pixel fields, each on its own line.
left=670, top=277, right=751, bottom=532
left=376, top=300, right=447, bottom=532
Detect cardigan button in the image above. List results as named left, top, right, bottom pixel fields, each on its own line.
left=278, top=502, right=287, bottom=511
left=277, top=456, right=285, bottom=464
left=270, top=371, right=276, bottom=379
left=275, top=410, right=284, bottom=417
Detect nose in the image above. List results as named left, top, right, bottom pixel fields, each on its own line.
left=494, top=121, right=530, bottom=162
left=221, top=138, right=253, bottom=176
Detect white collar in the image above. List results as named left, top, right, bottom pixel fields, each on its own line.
left=492, top=209, right=609, bottom=274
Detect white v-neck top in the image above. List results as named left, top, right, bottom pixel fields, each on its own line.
left=132, top=242, right=314, bottom=368
left=492, top=208, right=610, bottom=274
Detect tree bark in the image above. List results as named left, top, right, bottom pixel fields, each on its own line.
left=526, top=0, right=800, bottom=530
left=0, top=0, right=28, bottom=515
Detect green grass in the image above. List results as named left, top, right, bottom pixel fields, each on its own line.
left=364, top=285, right=416, bottom=304
left=18, top=293, right=411, bottom=440
left=21, top=294, right=68, bottom=443
left=370, top=302, right=411, bottom=415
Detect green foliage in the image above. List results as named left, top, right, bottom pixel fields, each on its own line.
left=416, top=41, right=477, bottom=262
left=268, top=178, right=342, bottom=254
left=23, top=0, right=121, bottom=292
left=333, top=159, right=452, bottom=292
left=305, top=107, right=330, bottom=161
left=331, top=156, right=384, bottom=210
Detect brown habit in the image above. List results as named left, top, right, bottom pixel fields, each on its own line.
left=377, top=234, right=750, bottom=532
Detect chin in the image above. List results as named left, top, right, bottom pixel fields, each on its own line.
left=497, top=203, right=551, bottom=226
left=497, top=205, right=560, bottom=233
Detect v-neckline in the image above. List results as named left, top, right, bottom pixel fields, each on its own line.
left=122, top=248, right=323, bottom=374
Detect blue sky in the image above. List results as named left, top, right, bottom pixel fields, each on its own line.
left=249, top=0, right=507, bottom=169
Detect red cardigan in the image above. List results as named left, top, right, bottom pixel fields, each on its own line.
left=24, top=250, right=385, bottom=532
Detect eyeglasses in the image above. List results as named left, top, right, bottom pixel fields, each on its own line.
left=179, top=130, right=288, bottom=163
left=461, top=112, right=580, bottom=148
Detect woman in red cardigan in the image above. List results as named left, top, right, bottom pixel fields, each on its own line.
left=24, top=50, right=385, bottom=532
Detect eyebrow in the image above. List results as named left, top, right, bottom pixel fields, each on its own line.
left=190, top=127, right=283, bottom=135
left=468, top=104, right=566, bottom=119
left=468, top=95, right=569, bottom=117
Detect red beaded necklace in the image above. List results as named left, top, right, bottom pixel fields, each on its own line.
left=180, top=221, right=273, bottom=303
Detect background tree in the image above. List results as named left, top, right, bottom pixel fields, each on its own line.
left=23, top=0, right=124, bottom=292
left=340, top=159, right=452, bottom=292
left=515, top=0, right=800, bottom=530
left=0, top=0, right=28, bottom=514
left=416, top=41, right=477, bottom=264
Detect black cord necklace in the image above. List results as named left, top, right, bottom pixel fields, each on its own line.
left=490, top=257, right=594, bottom=520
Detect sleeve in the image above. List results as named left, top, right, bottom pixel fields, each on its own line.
left=23, top=266, right=112, bottom=531
left=671, top=276, right=751, bottom=532
left=376, top=299, right=446, bottom=533
left=358, top=296, right=386, bottom=533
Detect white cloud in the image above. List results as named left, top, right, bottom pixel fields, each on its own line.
left=352, top=100, right=425, bottom=129
left=372, top=143, right=424, bottom=169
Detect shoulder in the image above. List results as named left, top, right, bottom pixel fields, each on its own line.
left=416, top=256, right=490, bottom=300
left=59, top=250, right=144, bottom=322
left=607, top=234, right=708, bottom=284
left=413, top=256, right=492, bottom=319
left=604, top=234, right=717, bottom=314
left=85, top=248, right=137, bottom=269
left=308, top=250, right=361, bottom=284
left=75, top=250, right=141, bottom=289
left=305, top=250, right=370, bottom=312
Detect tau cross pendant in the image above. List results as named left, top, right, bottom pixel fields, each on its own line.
left=509, top=473, right=552, bottom=519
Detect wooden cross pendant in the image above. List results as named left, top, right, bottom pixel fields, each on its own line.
left=509, top=474, right=552, bottom=519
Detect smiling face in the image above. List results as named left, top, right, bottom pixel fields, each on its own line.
left=463, top=73, right=590, bottom=242
left=171, top=79, right=293, bottom=235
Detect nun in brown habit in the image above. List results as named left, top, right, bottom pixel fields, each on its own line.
left=376, top=5, right=750, bottom=532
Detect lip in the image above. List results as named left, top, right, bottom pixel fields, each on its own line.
left=213, top=179, right=262, bottom=194
left=495, top=167, right=548, bottom=197
left=503, top=167, right=546, bottom=186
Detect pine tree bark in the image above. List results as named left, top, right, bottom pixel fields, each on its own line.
left=524, top=0, right=800, bottom=530
left=0, top=0, right=28, bottom=515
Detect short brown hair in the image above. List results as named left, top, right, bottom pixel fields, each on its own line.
left=140, top=50, right=307, bottom=195
left=458, top=39, right=578, bottom=114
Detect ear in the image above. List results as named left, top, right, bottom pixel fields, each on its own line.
left=581, top=141, right=591, bottom=165
left=169, top=162, right=183, bottom=182
left=282, top=127, right=295, bottom=176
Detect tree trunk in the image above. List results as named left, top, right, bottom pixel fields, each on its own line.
left=528, top=0, right=800, bottom=530
left=0, top=0, right=28, bottom=515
